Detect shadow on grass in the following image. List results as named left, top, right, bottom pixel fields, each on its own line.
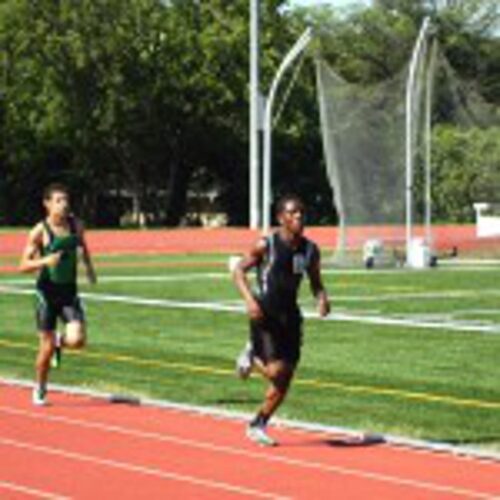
left=438, top=436, right=500, bottom=446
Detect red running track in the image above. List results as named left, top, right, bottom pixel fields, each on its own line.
left=1, top=225, right=498, bottom=257
left=0, top=383, right=498, bottom=499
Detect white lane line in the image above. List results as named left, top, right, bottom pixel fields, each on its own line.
left=323, top=266, right=500, bottom=274
left=1, top=285, right=499, bottom=334
left=438, top=260, right=500, bottom=267
left=333, top=289, right=500, bottom=302
left=72, top=291, right=500, bottom=334
left=3, top=275, right=500, bottom=303
left=0, top=480, right=71, bottom=500
left=0, top=406, right=497, bottom=500
left=323, top=311, right=500, bottom=334
left=455, top=310, right=500, bottom=318
left=0, top=436, right=288, bottom=500
left=1, top=261, right=499, bottom=286
left=92, top=273, right=227, bottom=282
left=0, top=273, right=229, bottom=286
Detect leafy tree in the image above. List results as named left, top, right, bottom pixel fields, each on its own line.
left=431, top=126, right=500, bottom=222
left=0, top=0, right=498, bottom=226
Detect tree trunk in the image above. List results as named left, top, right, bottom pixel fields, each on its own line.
left=164, top=159, right=192, bottom=226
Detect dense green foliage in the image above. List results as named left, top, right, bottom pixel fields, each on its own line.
left=0, top=0, right=498, bottom=225
left=431, top=126, right=500, bottom=221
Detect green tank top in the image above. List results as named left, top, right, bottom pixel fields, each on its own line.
left=38, top=218, right=80, bottom=286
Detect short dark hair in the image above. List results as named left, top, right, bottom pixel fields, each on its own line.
left=43, top=183, right=69, bottom=201
left=275, top=194, right=304, bottom=215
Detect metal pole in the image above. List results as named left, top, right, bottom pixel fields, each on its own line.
left=262, top=28, right=313, bottom=232
left=249, top=0, right=260, bottom=229
left=405, top=17, right=431, bottom=265
left=424, top=39, right=438, bottom=247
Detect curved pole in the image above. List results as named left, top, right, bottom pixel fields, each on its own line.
left=262, top=28, right=313, bottom=232
left=424, top=38, right=438, bottom=247
left=405, top=17, right=432, bottom=265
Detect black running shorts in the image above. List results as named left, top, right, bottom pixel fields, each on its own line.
left=250, top=311, right=303, bottom=365
left=35, top=289, right=85, bottom=332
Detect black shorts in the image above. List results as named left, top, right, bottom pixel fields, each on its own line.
left=35, top=289, right=85, bottom=332
left=250, top=311, right=303, bottom=365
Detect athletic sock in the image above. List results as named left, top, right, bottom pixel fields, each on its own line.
left=250, top=412, right=270, bottom=428
left=55, top=331, right=63, bottom=348
left=35, top=384, right=46, bottom=396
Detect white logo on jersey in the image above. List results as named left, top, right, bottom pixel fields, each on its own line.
left=293, top=254, right=306, bottom=275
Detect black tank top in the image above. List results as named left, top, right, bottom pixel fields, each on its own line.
left=256, top=232, right=319, bottom=314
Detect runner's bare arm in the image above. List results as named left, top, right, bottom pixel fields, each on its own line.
left=76, top=220, right=97, bottom=284
left=308, top=251, right=330, bottom=317
left=19, top=224, right=61, bottom=273
left=233, top=238, right=267, bottom=321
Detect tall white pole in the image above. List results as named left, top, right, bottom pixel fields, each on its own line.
left=424, top=38, right=438, bottom=247
left=262, top=28, right=313, bottom=232
left=405, top=17, right=431, bottom=265
left=249, top=0, right=260, bottom=229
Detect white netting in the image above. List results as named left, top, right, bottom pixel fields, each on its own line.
left=316, top=58, right=410, bottom=265
left=316, top=37, right=499, bottom=267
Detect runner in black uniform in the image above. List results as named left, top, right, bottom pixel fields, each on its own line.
left=19, top=183, right=97, bottom=406
left=233, top=195, right=330, bottom=446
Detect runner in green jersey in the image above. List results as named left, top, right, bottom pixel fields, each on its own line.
left=20, top=183, right=97, bottom=406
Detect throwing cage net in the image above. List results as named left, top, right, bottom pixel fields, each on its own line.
left=316, top=58, right=409, bottom=266
left=316, top=32, right=499, bottom=267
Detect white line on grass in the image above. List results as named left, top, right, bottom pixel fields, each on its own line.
left=320, top=311, right=500, bottom=334
left=455, top=309, right=500, bottom=317
left=0, top=407, right=497, bottom=499
left=1, top=285, right=499, bottom=334
left=322, top=266, right=500, bottom=274
left=1, top=262, right=500, bottom=286
left=0, top=272, right=229, bottom=286
left=438, top=259, right=500, bottom=267
left=333, top=289, right=500, bottom=303
left=0, top=480, right=71, bottom=500
left=0, top=436, right=289, bottom=500
left=4, top=276, right=500, bottom=305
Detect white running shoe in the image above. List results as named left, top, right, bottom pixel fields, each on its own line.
left=32, top=387, right=48, bottom=407
left=236, top=342, right=253, bottom=379
left=246, top=425, right=277, bottom=447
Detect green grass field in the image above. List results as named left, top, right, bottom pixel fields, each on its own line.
left=1, top=253, right=499, bottom=452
